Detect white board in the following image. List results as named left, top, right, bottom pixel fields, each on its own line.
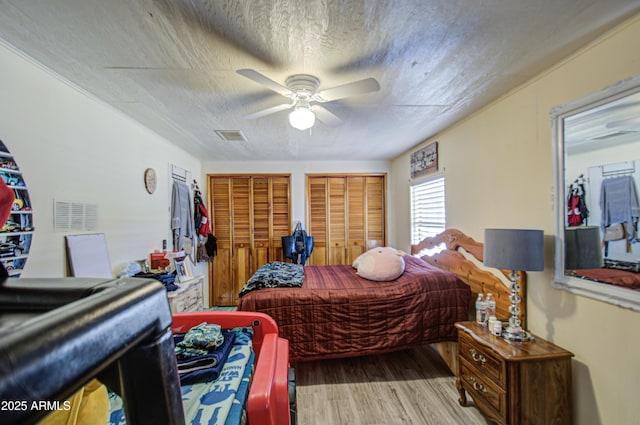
left=65, top=233, right=112, bottom=278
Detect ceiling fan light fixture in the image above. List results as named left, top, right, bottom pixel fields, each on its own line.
left=289, top=106, right=315, bottom=130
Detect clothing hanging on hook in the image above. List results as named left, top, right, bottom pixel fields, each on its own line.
left=192, top=179, right=216, bottom=263
left=567, top=174, right=589, bottom=226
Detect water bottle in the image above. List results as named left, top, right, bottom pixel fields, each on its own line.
left=486, top=293, right=496, bottom=319
left=475, top=294, right=487, bottom=325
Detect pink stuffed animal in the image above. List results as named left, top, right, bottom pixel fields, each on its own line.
left=355, top=247, right=405, bottom=281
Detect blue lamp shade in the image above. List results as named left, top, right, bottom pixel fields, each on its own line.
left=565, top=226, right=603, bottom=270
left=483, top=228, right=544, bottom=271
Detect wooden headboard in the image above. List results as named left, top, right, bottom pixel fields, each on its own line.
left=411, top=228, right=526, bottom=327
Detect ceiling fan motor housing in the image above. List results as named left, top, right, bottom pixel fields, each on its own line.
left=286, top=74, right=320, bottom=98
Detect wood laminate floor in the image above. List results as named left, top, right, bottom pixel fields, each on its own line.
left=293, top=345, right=492, bottom=425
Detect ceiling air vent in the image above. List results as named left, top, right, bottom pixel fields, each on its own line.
left=215, top=130, right=247, bottom=142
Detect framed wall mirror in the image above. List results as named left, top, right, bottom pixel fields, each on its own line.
left=552, top=73, right=640, bottom=311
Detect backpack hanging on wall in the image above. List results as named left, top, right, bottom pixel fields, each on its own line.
left=282, top=222, right=313, bottom=265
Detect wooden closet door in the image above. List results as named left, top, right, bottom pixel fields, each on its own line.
left=209, top=176, right=251, bottom=306
left=251, top=177, right=270, bottom=271
left=328, top=177, right=347, bottom=265
left=270, top=176, right=290, bottom=263
left=231, top=178, right=252, bottom=305
left=210, top=177, right=234, bottom=306
left=307, top=177, right=328, bottom=265
left=306, top=174, right=386, bottom=266
left=209, top=174, right=291, bottom=306
left=366, top=176, right=385, bottom=249
left=347, top=176, right=366, bottom=263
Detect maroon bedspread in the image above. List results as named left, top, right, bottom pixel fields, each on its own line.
left=237, top=255, right=470, bottom=361
left=574, top=268, right=640, bottom=290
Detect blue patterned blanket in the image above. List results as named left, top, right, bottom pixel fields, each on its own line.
left=238, top=261, right=304, bottom=297
left=109, top=327, right=254, bottom=425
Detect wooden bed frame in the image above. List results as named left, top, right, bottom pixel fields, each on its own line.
left=411, top=228, right=526, bottom=374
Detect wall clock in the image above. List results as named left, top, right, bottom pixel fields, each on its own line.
left=144, top=168, right=157, bottom=194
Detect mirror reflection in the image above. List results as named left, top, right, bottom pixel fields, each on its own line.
left=562, top=89, right=640, bottom=292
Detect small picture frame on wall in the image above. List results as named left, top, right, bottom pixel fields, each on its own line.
left=174, top=258, right=191, bottom=282
left=410, top=141, right=438, bottom=178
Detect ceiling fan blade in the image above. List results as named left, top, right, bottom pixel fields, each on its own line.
left=606, top=116, right=640, bottom=129
left=237, top=69, right=291, bottom=96
left=317, top=77, right=380, bottom=102
left=312, top=105, right=344, bottom=127
left=245, top=103, right=293, bottom=120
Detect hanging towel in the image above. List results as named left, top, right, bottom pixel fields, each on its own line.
left=171, top=181, right=195, bottom=252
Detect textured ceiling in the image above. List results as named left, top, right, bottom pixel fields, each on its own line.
left=1, top=0, right=639, bottom=161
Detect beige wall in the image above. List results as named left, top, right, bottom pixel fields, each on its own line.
left=390, top=13, right=640, bottom=425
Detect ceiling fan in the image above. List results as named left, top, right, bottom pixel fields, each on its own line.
left=237, top=69, right=380, bottom=130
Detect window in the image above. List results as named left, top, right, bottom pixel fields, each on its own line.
left=410, top=176, right=445, bottom=246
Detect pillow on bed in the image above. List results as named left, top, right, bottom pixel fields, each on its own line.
left=352, top=251, right=369, bottom=269
left=352, top=247, right=405, bottom=269
left=355, top=247, right=405, bottom=281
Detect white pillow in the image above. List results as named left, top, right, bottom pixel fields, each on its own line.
left=352, top=251, right=369, bottom=269
left=356, top=247, right=406, bottom=281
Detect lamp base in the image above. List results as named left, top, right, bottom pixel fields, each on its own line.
left=503, top=327, right=534, bottom=342
left=501, top=269, right=534, bottom=343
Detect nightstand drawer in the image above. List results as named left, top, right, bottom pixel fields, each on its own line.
left=459, top=331, right=505, bottom=387
left=460, top=359, right=507, bottom=420
left=177, top=292, right=200, bottom=311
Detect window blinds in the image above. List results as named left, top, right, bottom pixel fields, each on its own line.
left=410, top=176, right=445, bottom=245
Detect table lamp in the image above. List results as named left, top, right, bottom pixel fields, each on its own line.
left=564, top=226, right=603, bottom=270
left=484, top=228, right=544, bottom=342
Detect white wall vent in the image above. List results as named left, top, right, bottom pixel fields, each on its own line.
left=54, top=200, right=98, bottom=232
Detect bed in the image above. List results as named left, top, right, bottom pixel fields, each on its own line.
left=238, top=229, right=522, bottom=367
left=573, top=269, right=640, bottom=289
left=0, top=278, right=292, bottom=425
left=572, top=258, right=640, bottom=290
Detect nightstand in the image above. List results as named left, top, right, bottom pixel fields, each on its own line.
left=455, top=321, right=573, bottom=425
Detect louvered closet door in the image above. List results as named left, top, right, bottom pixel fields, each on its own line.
left=270, top=177, right=290, bottom=263
left=328, top=177, right=347, bottom=265
left=307, top=177, right=328, bottom=265
left=210, top=177, right=234, bottom=306
left=366, top=176, right=385, bottom=250
left=252, top=177, right=270, bottom=271
left=306, top=174, right=386, bottom=266
left=209, top=175, right=291, bottom=306
left=347, top=176, right=366, bottom=263
left=231, top=177, right=252, bottom=304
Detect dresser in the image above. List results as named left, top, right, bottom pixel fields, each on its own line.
left=455, top=321, right=573, bottom=425
left=167, top=276, right=205, bottom=313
